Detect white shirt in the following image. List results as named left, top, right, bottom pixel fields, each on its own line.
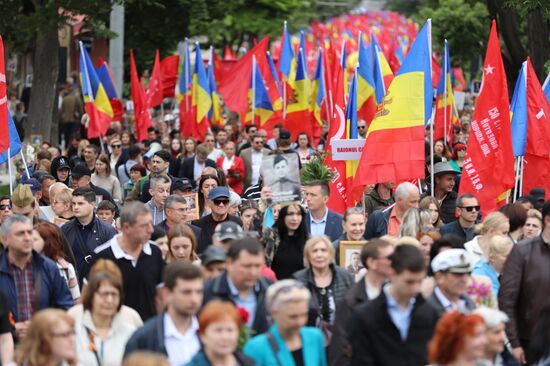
left=251, top=150, right=264, bottom=185
left=164, top=313, right=201, bottom=366
left=207, top=148, right=224, bottom=161
left=193, top=159, right=205, bottom=182
left=222, top=155, right=235, bottom=174
left=464, top=236, right=484, bottom=264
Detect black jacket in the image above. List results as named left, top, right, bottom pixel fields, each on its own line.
left=349, top=291, right=439, bottom=366
left=439, top=220, right=476, bottom=245
left=178, top=156, right=217, bottom=186
left=61, top=216, right=117, bottom=283
left=364, top=205, right=393, bottom=240
left=329, top=279, right=371, bottom=366
left=432, top=190, right=458, bottom=224
left=124, top=312, right=169, bottom=357
left=192, top=214, right=243, bottom=254
left=202, top=272, right=272, bottom=335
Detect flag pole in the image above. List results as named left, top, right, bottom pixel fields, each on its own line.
left=184, top=38, right=190, bottom=114
left=513, top=157, right=520, bottom=201
left=320, top=47, right=330, bottom=133
left=519, top=156, right=525, bottom=197
left=443, top=40, right=448, bottom=147
left=430, top=105, right=435, bottom=196
left=19, top=145, right=30, bottom=179
left=7, top=148, right=12, bottom=195
left=252, top=55, right=256, bottom=127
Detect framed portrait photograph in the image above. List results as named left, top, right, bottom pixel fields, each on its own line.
left=181, top=192, right=199, bottom=222
left=261, top=153, right=301, bottom=204
left=30, top=134, right=42, bottom=146
left=339, top=241, right=368, bottom=277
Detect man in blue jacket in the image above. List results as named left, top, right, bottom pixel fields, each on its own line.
left=304, top=180, right=343, bottom=241
left=0, top=215, right=72, bottom=340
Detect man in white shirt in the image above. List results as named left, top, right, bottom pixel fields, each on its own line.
left=240, top=134, right=269, bottom=188
left=124, top=262, right=204, bottom=366
left=204, top=133, right=224, bottom=161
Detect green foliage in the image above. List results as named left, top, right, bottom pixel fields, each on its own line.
left=419, top=0, right=489, bottom=61
left=300, top=151, right=335, bottom=186
left=0, top=0, right=120, bottom=53
left=504, top=0, right=550, bottom=21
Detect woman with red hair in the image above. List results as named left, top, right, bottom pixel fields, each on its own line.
left=185, top=299, right=255, bottom=366
left=428, top=311, right=488, bottom=366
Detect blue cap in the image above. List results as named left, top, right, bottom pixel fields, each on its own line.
left=208, top=186, right=231, bottom=200
left=22, top=178, right=42, bottom=194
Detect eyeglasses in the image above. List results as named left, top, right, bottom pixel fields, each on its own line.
left=357, top=126, right=367, bottom=130
left=0, top=204, right=11, bottom=211
left=459, top=205, right=480, bottom=212
left=111, top=144, right=121, bottom=149
left=213, top=199, right=229, bottom=206
left=254, top=141, right=264, bottom=145
left=51, top=330, right=76, bottom=338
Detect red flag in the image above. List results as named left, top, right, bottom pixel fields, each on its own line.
left=458, top=20, right=515, bottom=215
left=147, top=50, right=164, bottom=108
left=0, top=36, right=9, bottom=152
left=224, top=45, right=236, bottom=60
left=324, top=66, right=348, bottom=214
left=452, top=66, right=467, bottom=91
left=160, top=55, right=179, bottom=98
left=218, top=37, right=269, bottom=114
left=130, top=50, right=152, bottom=142
left=522, top=57, right=550, bottom=197
left=432, top=54, right=441, bottom=89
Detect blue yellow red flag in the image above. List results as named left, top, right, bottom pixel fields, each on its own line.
left=286, top=47, right=311, bottom=139
left=248, top=56, right=275, bottom=127
left=266, top=51, right=282, bottom=95
left=192, top=43, right=212, bottom=124
left=178, top=40, right=193, bottom=97
left=434, top=40, right=460, bottom=145
left=79, top=42, right=113, bottom=138
left=357, top=35, right=377, bottom=123
left=208, top=46, right=223, bottom=126
left=353, top=19, right=432, bottom=186
left=371, top=33, right=394, bottom=93
left=0, top=110, right=22, bottom=165
left=311, top=49, right=326, bottom=126
left=279, top=21, right=294, bottom=78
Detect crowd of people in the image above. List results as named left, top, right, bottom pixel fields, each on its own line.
left=1, top=85, right=550, bottom=366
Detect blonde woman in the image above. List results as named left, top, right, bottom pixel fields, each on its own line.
left=293, top=235, right=353, bottom=345
left=464, top=212, right=510, bottom=263
left=51, top=187, right=74, bottom=222
left=471, top=235, right=514, bottom=297
left=14, top=309, right=77, bottom=366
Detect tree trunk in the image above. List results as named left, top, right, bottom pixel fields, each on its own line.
left=27, top=26, right=59, bottom=143
left=528, top=9, right=550, bottom=84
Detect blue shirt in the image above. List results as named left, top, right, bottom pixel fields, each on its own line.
left=309, top=209, right=328, bottom=237
left=383, top=284, right=416, bottom=341
left=227, top=277, right=257, bottom=328
left=471, top=258, right=500, bottom=296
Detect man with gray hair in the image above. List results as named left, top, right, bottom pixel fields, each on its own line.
left=0, top=215, right=72, bottom=340
left=364, top=181, right=420, bottom=239
left=146, top=174, right=171, bottom=225
left=94, top=201, right=165, bottom=321
left=155, top=195, right=203, bottom=246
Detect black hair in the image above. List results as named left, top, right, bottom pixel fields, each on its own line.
left=245, top=125, right=257, bottom=133
left=72, top=186, right=96, bottom=203
left=128, top=145, right=142, bottom=159
left=153, top=150, right=171, bottom=163
left=147, top=126, right=156, bottom=133
left=276, top=204, right=309, bottom=246
left=163, top=261, right=203, bottom=290
left=456, top=193, right=477, bottom=208
left=542, top=200, right=550, bottom=221
left=151, top=225, right=167, bottom=241
left=389, top=244, right=426, bottom=274
left=304, top=180, right=330, bottom=196
left=226, top=237, right=264, bottom=260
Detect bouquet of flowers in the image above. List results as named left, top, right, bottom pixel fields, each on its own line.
left=227, top=165, right=241, bottom=180
left=237, top=307, right=253, bottom=350
left=467, top=281, right=493, bottom=308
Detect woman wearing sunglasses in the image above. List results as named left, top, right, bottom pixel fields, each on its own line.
left=244, top=280, right=327, bottom=366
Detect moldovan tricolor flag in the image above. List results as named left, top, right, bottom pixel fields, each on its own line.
left=79, top=42, right=114, bottom=139
left=191, top=43, right=212, bottom=141
left=520, top=58, right=550, bottom=198
left=352, top=20, right=433, bottom=189
left=0, top=36, right=9, bottom=153
left=458, top=20, right=515, bottom=214
left=433, top=40, right=459, bottom=145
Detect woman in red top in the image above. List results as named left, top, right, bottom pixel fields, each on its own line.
left=217, top=141, right=245, bottom=195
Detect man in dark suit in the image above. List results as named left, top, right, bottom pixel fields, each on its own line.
left=349, top=244, right=439, bottom=366
left=330, top=239, right=394, bottom=365
left=179, top=143, right=217, bottom=187
left=202, top=237, right=272, bottom=335
left=304, top=180, right=343, bottom=241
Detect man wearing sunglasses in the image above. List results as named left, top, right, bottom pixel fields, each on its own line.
left=357, top=119, right=368, bottom=139
left=440, top=193, right=479, bottom=245
left=0, top=196, right=12, bottom=225
left=192, top=187, right=243, bottom=254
